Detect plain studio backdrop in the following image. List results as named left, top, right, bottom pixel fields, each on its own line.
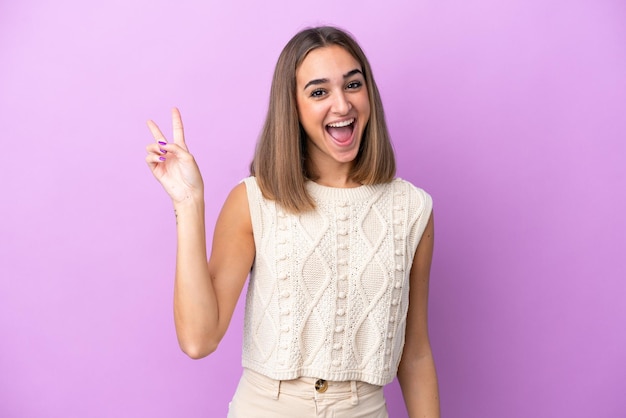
left=1, top=0, right=624, bottom=417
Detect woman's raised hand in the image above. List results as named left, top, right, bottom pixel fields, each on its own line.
left=145, top=108, right=204, bottom=204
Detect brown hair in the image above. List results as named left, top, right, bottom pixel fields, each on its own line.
left=250, top=26, right=396, bottom=212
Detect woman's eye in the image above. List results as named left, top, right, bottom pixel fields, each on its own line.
left=346, top=81, right=362, bottom=90
left=310, top=89, right=326, bottom=97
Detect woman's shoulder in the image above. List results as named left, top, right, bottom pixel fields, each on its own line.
left=238, top=176, right=272, bottom=215
left=238, top=176, right=263, bottom=197
left=239, top=175, right=258, bottom=187
left=390, top=179, right=433, bottom=235
left=391, top=178, right=432, bottom=201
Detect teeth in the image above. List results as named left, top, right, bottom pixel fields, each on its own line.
left=327, top=118, right=354, bottom=128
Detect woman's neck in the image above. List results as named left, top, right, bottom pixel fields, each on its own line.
left=306, top=161, right=361, bottom=188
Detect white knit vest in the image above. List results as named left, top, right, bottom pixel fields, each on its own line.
left=241, top=177, right=432, bottom=386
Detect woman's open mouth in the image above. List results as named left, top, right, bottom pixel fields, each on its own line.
left=326, top=118, right=355, bottom=145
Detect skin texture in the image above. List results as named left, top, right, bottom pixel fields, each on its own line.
left=145, top=46, right=439, bottom=417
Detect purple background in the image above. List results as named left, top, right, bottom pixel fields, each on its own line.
left=1, top=0, right=625, bottom=417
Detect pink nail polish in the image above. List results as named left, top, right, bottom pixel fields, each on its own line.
left=159, top=156, right=166, bottom=161
left=160, top=149, right=167, bottom=154
left=158, top=141, right=167, bottom=146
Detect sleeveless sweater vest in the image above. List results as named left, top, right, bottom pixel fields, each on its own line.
left=241, top=177, right=432, bottom=386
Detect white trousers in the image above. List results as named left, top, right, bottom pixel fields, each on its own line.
left=227, top=368, right=389, bottom=418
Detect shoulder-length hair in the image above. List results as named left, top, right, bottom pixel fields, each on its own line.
left=250, top=26, right=396, bottom=213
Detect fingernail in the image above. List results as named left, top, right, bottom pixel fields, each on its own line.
left=158, top=141, right=167, bottom=146
left=159, top=156, right=166, bottom=161
left=160, top=149, right=167, bottom=154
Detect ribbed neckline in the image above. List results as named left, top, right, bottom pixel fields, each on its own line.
left=305, top=180, right=382, bottom=202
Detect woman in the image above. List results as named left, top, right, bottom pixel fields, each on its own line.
left=145, top=26, right=439, bottom=417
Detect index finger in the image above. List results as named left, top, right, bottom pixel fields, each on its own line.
left=146, top=119, right=167, bottom=143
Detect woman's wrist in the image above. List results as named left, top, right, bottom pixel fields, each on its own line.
left=172, top=188, right=204, bottom=207
left=172, top=192, right=205, bottom=221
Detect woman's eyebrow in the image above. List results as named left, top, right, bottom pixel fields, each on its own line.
left=303, top=69, right=363, bottom=90
left=343, top=68, right=363, bottom=78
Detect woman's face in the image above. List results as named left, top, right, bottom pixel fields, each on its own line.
left=295, top=45, right=371, bottom=173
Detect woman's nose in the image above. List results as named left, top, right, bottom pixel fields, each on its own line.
left=332, top=91, right=352, bottom=115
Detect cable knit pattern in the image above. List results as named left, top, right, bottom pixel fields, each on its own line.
left=241, top=176, right=432, bottom=386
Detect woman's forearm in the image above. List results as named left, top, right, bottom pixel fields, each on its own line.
left=398, top=352, right=441, bottom=417
left=171, top=195, right=219, bottom=358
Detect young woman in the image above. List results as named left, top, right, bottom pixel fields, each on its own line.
left=145, top=26, right=439, bottom=418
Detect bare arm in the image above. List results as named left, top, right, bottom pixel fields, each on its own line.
left=397, top=212, right=440, bottom=417
left=172, top=183, right=253, bottom=358
left=145, top=109, right=254, bottom=359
